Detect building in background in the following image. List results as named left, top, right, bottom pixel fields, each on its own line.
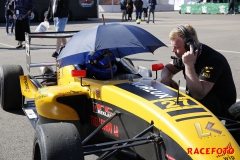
left=0, top=0, right=98, bottom=22
left=99, top=0, right=175, bottom=12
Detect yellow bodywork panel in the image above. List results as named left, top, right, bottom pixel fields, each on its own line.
left=20, top=75, right=38, bottom=98
left=98, top=83, right=240, bottom=159
left=57, top=65, right=75, bottom=85
left=35, top=83, right=89, bottom=120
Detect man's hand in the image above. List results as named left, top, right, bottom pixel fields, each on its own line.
left=13, top=14, right=16, bottom=19
left=161, top=78, right=171, bottom=87
left=182, top=44, right=197, bottom=66
left=44, top=18, right=48, bottom=21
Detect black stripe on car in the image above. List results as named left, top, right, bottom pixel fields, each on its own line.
left=167, top=108, right=207, bottom=117
left=176, top=115, right=213, bottom=122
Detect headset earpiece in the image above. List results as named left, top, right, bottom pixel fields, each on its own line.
left=186, top=41, right=196, bottom=51
left=177, top=25, right=196, bottom=51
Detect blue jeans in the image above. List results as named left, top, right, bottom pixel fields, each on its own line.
left=5, top=15, right=15, bottom=33
left=135, top=9, right=142, bottom=20
left=54, top=17, right=68, bottom=32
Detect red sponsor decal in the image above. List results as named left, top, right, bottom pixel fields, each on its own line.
left=93, top=103, right=113, bottom=117
left=90, top=115, right=119, bottom=137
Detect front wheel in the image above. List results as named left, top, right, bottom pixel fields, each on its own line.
left=229, top=101, right=240, bottom=121
left=33, top=123, right=84, bottom=160
left=0, top=65, right=24, bottom=110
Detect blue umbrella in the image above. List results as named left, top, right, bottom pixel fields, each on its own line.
left=57, top=23, right=167, bottom=67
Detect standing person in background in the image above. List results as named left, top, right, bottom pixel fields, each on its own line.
left=5, top=0, right=14, bottom=36
left=28, top=15, right=31, bottom=44
left=146, top=0, right=156, bottom=23
left=126, top=0, right=133, bottom=21
left=133, top=0, right=143, bottom=24
left=120, top=0, right=127, bottom=22
left=45, top=0, right=70, bottom=58
left=227, top=0, right=235, bottom=15
left=12, top=0, right=34, bottom=49
left=142, top=0, right=148, bottom=21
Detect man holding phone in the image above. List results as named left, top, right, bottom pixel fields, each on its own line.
left=161, top=24, right=236, bottom=118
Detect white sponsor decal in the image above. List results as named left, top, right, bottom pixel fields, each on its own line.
left=25, top=109, right=37, bottom=119
left=131, top=82, right=173, bottom=99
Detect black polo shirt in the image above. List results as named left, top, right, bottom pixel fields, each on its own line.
left=173, top=44, right=236, bottom=108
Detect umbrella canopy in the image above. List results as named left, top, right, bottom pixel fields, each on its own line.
left=57, top=23, right=167, bottom=67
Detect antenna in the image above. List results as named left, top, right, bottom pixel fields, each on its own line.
left=176, top=80, right=180, bottom=105
left=107, top=49, right=113, bottom=78
left=102, top=14, right=105, bottom=25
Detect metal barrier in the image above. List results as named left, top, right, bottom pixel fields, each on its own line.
left=25, top=31, right=78, bottom=72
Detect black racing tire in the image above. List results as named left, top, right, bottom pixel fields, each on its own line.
left=0, top=65, right=24, bottom=110
left=228, top=101, right=240, bottom=121
left=228, top=102, right=240, bottom=145
left=33, top=123, right=84, bottom=160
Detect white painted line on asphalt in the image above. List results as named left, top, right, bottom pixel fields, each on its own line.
left=217, top=50, right=240, bottom=54
left=179, top=86, right=240, bottom=102
left=167, top=45, right=240, bottom=54
left=0, top=42, right=14, bottom=48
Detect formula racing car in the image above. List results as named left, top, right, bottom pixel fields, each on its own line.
left=0, top=26, right=240, bottom=160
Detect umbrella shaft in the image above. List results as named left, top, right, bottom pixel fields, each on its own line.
left=107, top=50, right=113, bottom=78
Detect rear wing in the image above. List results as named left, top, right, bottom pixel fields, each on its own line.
left=25, top=31, right=78, bottom=72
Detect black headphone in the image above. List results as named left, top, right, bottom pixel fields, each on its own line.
left=177, top=25, right=196, bottom=51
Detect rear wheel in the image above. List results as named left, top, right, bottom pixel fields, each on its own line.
left=33, top=123, right=84, bottom=160
left=0, top=65, right=24, bottom=110
left=228, top=102, right=240, bottom=145
left=229, top=101, right=240, bottom=121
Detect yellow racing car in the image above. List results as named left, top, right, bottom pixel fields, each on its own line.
left=0, top=28, right=239, bottom=160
